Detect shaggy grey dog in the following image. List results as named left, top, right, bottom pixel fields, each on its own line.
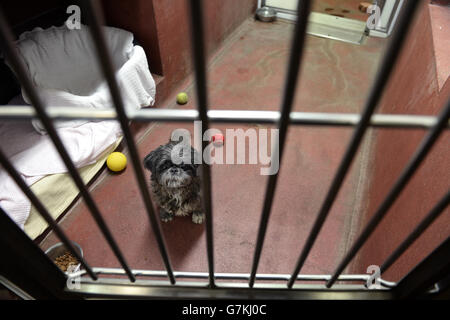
left=143, top=140, right=204, bottom=224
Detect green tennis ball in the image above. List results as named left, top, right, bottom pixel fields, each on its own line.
left=176, top=92, right=189, bottom=105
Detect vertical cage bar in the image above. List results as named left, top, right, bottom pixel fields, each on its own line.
left=82, top=0, right=175, bottom=284
left=0, top=148, right=97, bottom=280
left=0, top=207, right=69, bottom=299
left=287, top=0, right=421, bottom=288
left=0, top=5, right=135, bottom=282
left=249, top=0, right=312, bottom=288
left=188, top=0, right=215, bottom=288
left=328, top=98, right=450, bottom=288
left=394, top=237, right=450, bottom=299
left=381, top=189, right=450, bottom=274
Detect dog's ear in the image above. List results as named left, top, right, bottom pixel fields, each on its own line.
left=143, top=150, right=158, bottom=172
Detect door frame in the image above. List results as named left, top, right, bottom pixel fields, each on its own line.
left=258, top=0, right=405, bottom=38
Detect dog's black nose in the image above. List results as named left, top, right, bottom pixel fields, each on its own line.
left=169, top=167, right=179, bottom=174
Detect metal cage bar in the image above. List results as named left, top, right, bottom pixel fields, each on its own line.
left=0, top=207, right=70, bottom=299
left=1, top=106, right=448, bottom=129
left=67, top=267, right=396, bottom=288
left=0, top=275, right=35, bottom=300
left=380, top=190, right=450, bottom=274
left=327, top=97, right=450, bottom=288
left=82, top=0, right=176, bottom=285
left=0, top=148, right=97, bottom=280
left=0, top=0, right=448, bottom=299
left=0, top=5, right=136, bottom=283
left=249, top=0, right=312, bottom=288
left=188, top=0, right=215, bottom=288
left=67, top=280, right=395, bottom=300
left=287, top=0, right=421, bottom=288
left=394, top=237, right=450, bottom=299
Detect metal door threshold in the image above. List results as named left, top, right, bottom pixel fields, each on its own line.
left=269, top=8, right=367, bottom=45
left=306, top=12, right=367, bottom=45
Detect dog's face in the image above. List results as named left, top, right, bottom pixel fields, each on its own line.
left=143, top=141, right=199, bottom=188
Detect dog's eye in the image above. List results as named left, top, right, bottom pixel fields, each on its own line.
left=160, top=161, right=171, bottom=171
left=182, top=164, right=193, bottom=172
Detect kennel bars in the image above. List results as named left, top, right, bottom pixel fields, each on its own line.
left=0, top=0, right=449, bottom=299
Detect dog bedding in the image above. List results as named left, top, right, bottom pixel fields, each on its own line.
left=0, top=24, right=156, bottom=231
left=14, top=24, right=156, bottom=134
left=24, top=138, right=122, bottom=240
left=0, top=117, right=122, bottom=230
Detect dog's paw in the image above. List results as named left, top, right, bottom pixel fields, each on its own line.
left=192, top=212, right=205, bottom=224
left=160, top=209, right=174, bottom=223
left=161, top=216, right=173, bottom=223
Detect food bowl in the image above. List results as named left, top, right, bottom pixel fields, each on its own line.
left=256, top=6, right=277, bottom=22
left=45, top=241, right=83, bottom=274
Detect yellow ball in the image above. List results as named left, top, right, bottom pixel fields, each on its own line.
left=106, top=152, right=127, bottom=172
left=176, top=92, right=188, bottom=105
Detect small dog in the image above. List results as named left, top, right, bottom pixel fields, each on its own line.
left=143, top=139, right=205, bottom=224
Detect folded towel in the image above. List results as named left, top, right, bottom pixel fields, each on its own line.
left=0, top=119, right=122, bottom=228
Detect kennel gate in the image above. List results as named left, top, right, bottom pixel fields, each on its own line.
left=0, top=0, right=449, bottom=299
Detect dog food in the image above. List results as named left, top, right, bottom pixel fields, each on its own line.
left=54, top=251, right=79, bottom=272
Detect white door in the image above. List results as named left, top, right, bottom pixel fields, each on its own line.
left=265, top=0, right=297, bottom=11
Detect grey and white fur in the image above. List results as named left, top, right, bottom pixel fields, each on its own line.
left=143, top=139, right=204, bottom=224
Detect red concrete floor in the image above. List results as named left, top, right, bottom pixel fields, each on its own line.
left=39, top=18, right=386, bottom=281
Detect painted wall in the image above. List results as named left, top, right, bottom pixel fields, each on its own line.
left=103, top=0, right=257, bottom=101
left=102, top=0, right=163, bottom=75
left=351, top=1, right=450, bottom=281
left=1, top=0, right=69, bottom=27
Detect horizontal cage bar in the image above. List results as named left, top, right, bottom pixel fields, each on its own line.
left=0, top=106, right=447, bottom=129
left=67, top=268, right=396, bottom=288
left=65, top=280, right=395, bottom=299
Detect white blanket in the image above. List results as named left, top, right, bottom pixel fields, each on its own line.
left=0, top=24, right=156, bottom=228
left=14, top=24, right=156, bottom=133
left=0, top=120, right=122, bottom=228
